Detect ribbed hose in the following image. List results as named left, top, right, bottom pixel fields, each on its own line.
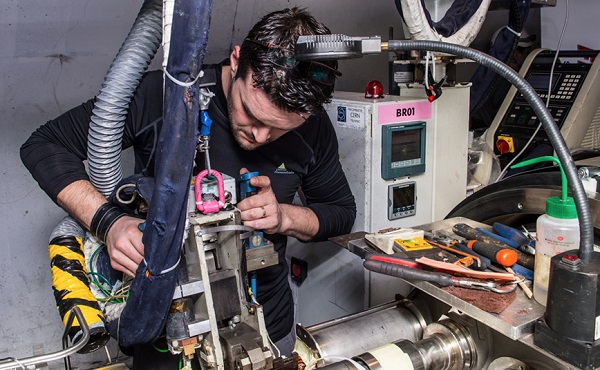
left=387, top=39, right=594, bottom=262
left=50, top=216, right=86, bottom=243
left=87, top=0, right=162, bottom=197
left=48, top=217, right=109, bottom=353
left=46, top=0, right=163, bottom=353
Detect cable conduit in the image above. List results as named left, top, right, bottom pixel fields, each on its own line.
left=87, top=0, right=163, bottom=197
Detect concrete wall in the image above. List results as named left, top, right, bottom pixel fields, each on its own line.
left=0, top=1, right=398, bottom=367
left=541, top=0, right=600, bottom=50
left=1, top=0, right=549, bottom=367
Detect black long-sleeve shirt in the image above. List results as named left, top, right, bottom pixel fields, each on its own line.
left=21, top=61, right=356, bottom=342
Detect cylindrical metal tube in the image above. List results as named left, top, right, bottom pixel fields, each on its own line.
left=297, top=300, right=426, bottom=362
left=318, top=319, right=479, bottom=370
left=317, top=359, right=365, bottom=370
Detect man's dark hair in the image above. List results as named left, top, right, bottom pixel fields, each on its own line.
left=236, top=7, right=337, bottom=115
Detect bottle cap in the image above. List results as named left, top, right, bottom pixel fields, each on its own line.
left=546, top=196, right=578, bottom=219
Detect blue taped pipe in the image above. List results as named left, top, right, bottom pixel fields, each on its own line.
left=117, top=0, right=213, bottom=347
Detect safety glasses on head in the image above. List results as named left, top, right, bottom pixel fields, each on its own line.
left=244, top=38, right=342, bottom=85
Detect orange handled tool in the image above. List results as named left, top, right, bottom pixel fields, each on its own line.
left=466, top=240, right=518, bottom=267
left=453, top=223, right=534, bottom=269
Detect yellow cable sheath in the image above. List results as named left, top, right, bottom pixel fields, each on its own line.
left=49, top=236, right=109, bottom=352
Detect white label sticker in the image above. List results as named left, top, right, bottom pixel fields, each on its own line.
left=335, top=105, right=365, bottom=130
left=596, top=315, right=600, bottom=340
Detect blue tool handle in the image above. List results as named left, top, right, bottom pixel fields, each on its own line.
left=509, top=263, right=534, bottom=281
left=239, top=172, right=259, bottom=200
left=492, top=222, right=535, bottom=247
left=475, top=227, right=519, bottom=249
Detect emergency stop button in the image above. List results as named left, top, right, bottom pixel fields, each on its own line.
left=496, top=136, right=515, bottom=154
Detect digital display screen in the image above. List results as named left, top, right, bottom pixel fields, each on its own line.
left=391, top=129, right=421, bottom=163
left=393, top=184, right=415, bottom=209
left=527, top=73, right=560, bottom=91
left=382, top=122, right=425, bottom=179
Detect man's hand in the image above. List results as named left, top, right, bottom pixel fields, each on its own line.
left=237, top=168, right=319, bottom=240
left=237, top=169, right=283, bottom=234
left=57, top=180, right=146, bottom=278
left=104, top=216, right=145, bottom=277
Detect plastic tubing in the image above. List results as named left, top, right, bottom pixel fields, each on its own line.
left=386, top=39, right=594, bottom=262
left=86, top=0, right=162, bottom=197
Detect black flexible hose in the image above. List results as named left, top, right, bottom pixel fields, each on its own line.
left=387, top=39, right=594, bottom=262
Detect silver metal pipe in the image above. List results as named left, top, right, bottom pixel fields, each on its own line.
left=319, top=318, right=481, bottom=370
left=297, top=299, right=427, bottom=362
left=0, top=307, right=90, bottom=370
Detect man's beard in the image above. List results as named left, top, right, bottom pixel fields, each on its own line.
left=227, top=79, right=259, bottom=151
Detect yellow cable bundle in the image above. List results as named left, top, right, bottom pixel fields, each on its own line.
left=49, top=235, right=110, bottom=353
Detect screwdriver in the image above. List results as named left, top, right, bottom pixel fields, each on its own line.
left=464, top=240, right=518, bottom=267
left=453, top=223, right=535, bottom=270
left=491, top=222, right=536, bottom=255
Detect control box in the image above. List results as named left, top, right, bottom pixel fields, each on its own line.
left=328, top=88, right=470, bottom=233
left=487, top=49, right=600, bottom=165
left=286, top=87, right=471, bottom=325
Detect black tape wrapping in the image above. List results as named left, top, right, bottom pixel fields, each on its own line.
left=90, top=203, right=127, bottom=243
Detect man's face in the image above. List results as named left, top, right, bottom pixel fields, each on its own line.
left=227, top=73, right=308, bottom=151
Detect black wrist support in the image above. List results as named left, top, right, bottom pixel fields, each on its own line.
left=90, top=203, right=127, bottom=243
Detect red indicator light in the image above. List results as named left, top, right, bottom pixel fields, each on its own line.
left=563, top=254, right=578, bottom=261
left=365, top=80, right=384, bottom=99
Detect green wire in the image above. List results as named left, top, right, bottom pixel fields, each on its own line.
left=88, top=243, right=104, bottom=273
left=152, top=343, right=169, bottom=353
left=86, top=242, right=131, bottom=304
left=87, top=244, right=109, bottom=291
left=87, top=271, right=113, bottom=289
left=88, top=277, right=112, bottom=297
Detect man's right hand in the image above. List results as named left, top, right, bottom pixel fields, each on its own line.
left=57, top=180, right=146, bottom=278
left=104, top=215, right=145, bottom=277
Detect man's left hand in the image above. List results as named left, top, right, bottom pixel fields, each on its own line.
left=237, top=169, right=282, bottom=234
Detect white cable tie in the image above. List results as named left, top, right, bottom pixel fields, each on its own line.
left=505, top=26, right=521, bottom=37
left=163, top=67, right=203, bottom=87
left=141, top=255, right=181, bottom=275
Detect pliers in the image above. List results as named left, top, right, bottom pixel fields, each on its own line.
left=423, top=231, right=490, bottom=270
left=364, top=254, right=517, bottom=294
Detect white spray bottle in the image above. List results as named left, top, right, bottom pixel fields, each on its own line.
left=512, top=156, right=579, bottom=306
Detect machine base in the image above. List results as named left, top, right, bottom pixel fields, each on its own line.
left=534, top=319, right=600, bottom=370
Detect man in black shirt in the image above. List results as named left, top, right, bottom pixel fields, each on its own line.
left=21, top=7, right=355, bottom=366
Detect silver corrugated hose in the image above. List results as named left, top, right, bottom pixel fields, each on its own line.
left=50, top=216, right=85, bottom=242
left=87, top=0, right=163, bottom=197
